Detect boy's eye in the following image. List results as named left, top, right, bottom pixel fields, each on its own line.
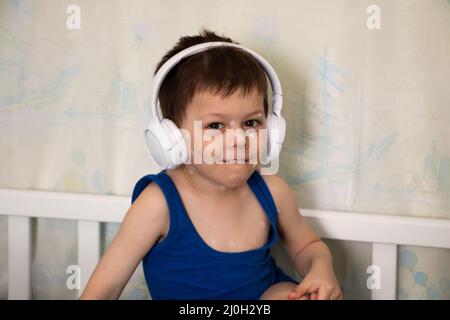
left=207, top=122, right=224, bottom=130
left=245, top=119, right=260, bottom=127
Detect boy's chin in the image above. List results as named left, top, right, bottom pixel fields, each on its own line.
left=214, top=161, right=256, bottom=169
left=213, top=162, right=256, bottom=184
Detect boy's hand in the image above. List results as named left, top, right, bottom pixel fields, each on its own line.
left=287, top=263, right=343, bottom=300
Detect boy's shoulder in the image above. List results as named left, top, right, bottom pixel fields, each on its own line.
left=259, top=172, right=291, bottom=190
left=132, top=177, right=170, bottom=220
left=258, top=173, right=293, bottom=208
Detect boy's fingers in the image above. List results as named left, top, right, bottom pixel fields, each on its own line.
left=317, top=285, right=333, bottom=300
left=330, top=290, right=343, bottom=300
left=287, top=283, right=309, bottom=299
left=310, top=291, right=318, bottom=300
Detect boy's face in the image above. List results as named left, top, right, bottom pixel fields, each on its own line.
left=179, top=88, right=267, bottom=188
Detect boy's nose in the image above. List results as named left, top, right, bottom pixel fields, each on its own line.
left=225, top=126, right=248, bottom=155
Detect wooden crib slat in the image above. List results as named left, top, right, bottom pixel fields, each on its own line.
left=77, top=220, right=100, bottom=297
left=371, top=243, right=398, bottom=300
left=8, top=216, right=31, bottom=300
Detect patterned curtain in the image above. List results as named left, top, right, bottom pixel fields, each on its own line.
left=0, top=0, right=449, bottom=299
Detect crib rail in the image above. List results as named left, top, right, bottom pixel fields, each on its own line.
left=0, top=188, right=128, bottom=300
left=1, top=188, right=450, bottom=300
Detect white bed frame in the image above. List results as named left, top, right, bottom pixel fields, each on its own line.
left=1, top=188, right=449, bottom=300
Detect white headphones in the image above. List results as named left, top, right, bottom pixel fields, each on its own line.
left=145, top=41, right=286, bottom=169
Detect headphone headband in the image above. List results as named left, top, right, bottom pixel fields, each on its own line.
left=150, top=41, right=283, bottom=122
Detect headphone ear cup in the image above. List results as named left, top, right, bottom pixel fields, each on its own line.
left=264, top=113, right=286, bottom=162
left=160, top=119, right=188, bottom=169
left=145, top=119, right=188, bottom=170
left=145, top=121, right=168, bottom=169
left=261, top=114, right=275, bottom=164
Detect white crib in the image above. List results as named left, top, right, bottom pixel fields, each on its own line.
left=1, top=188, right=449, bottom=300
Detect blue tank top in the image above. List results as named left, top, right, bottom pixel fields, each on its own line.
left=131, top=169, right=297, bottom=300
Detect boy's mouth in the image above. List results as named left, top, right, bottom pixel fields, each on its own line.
left=218, top=159, right=249, bottom=164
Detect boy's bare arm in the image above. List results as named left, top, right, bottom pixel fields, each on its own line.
left=80, top=183, right=168, bottom=299
left=262, top=174, right=322, bottom=271
left=263, top=174, right=342, bottom=299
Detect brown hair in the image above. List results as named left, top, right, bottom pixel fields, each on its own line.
left=155, top=28, right=269, bottom=126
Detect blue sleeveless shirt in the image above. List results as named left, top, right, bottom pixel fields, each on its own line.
left=131, top=169, right=298, bottom=300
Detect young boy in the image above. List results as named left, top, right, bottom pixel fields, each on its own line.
left=80, top=29, right=342, bottom=300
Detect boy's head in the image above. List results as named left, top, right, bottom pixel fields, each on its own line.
left=154, top=29, right=270, bottom=187
left=155, top=28, right=269, bottom=127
